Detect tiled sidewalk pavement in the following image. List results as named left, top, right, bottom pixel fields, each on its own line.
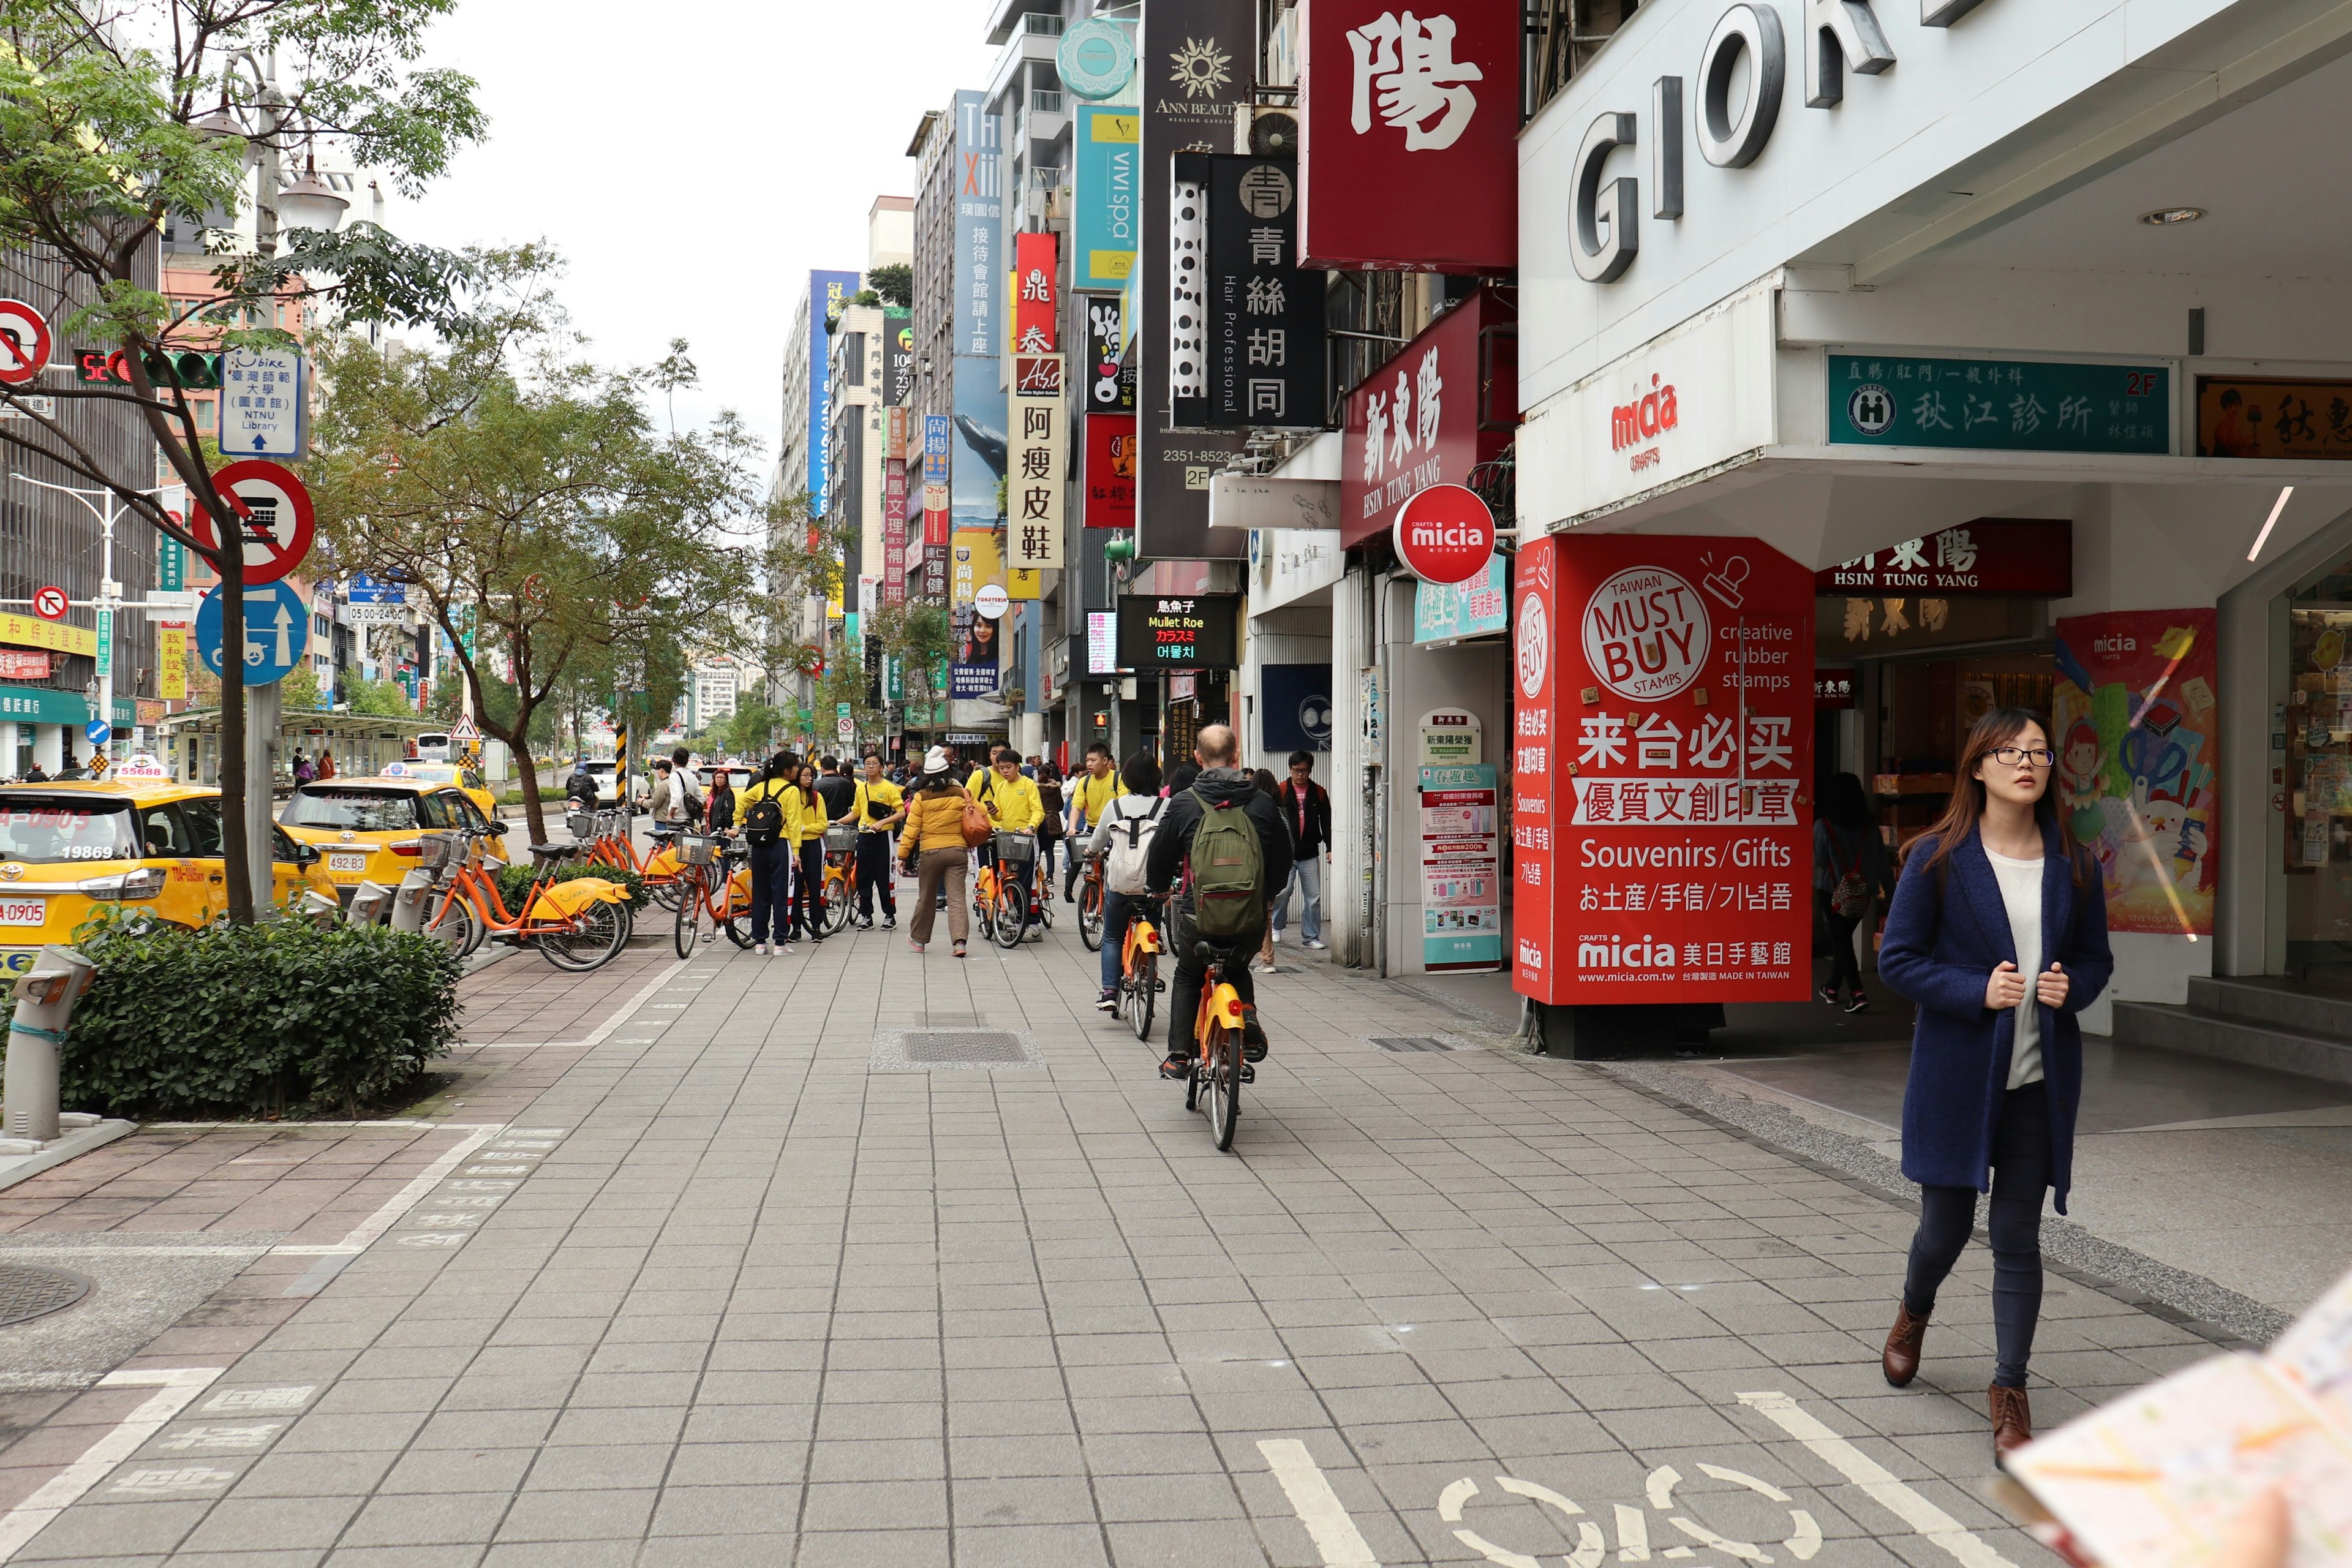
left=0, top=913, right=2225, bottom=1567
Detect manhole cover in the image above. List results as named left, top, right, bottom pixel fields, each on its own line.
left=905, top=1031, right=1028, bottom=1063
left=1371, top=1036, right=1457, bottom=1053
left=0, top=1263, right=91, bottom=1327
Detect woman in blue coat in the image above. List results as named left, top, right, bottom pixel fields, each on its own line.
left=1875, top=707, right=2113, bottom=1466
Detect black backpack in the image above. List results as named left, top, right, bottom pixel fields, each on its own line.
left=743, top=785, right=785, bottom=843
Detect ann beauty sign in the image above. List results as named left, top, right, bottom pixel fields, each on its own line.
left=1511, top=533, right=1814, bottom=1006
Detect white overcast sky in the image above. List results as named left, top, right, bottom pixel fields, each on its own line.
left=398, top=0, right=997, bottom=467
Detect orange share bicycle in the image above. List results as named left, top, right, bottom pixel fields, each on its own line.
left=1182, top=937, right=1251, bottom=1152
left=1115, top=895, right=1164, bottom=1042
left=1077, top=858, right=1106, bottom=951
left=423, top=831, right=631, bottom=971
left=576, top=809, right=688, bottom=910
left=818, top=824, right=862, bottom=935
left=672, top=832, right=754, bottom=956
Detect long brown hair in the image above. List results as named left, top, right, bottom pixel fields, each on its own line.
left=1908, top=706, right=2085, bottom=884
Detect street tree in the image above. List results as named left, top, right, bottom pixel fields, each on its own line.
left=0, top=0, right=486, bottom=919
left=306, top=302, right=760, bottom=845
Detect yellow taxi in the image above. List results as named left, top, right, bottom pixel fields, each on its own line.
left=0, top=780, right=337, bottom=977
left=277, top=774, right=508, bottom=899
left=382, top=760, right=499, bottom=820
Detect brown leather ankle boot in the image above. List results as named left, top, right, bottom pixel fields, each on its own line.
left=1989, top=1383, right=2033, bottom=1466
left=1881, top=1302, right=1929, bottom=1387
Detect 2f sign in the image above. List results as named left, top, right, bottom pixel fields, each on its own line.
left=1569, top=0, right=1989, bottom=285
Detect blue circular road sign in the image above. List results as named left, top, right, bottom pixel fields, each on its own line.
left=85, top=719, right=111, bottom=746
left=194, top=581, right=309, bottom=686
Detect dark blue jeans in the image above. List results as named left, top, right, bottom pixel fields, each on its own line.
left=1903, top=1080, right=2052, bottom=1388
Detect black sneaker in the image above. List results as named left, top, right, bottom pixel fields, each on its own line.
left=1818, top=985, right=1839, bottom=1006
left=882, top=916, right=897, bottom=930
left=1243, top=1017, right=1268, bottom=1062
left=1095, top=989, right=1117, bottom=1013
left=1844, top=995, right=1871, bottom=1014
left=858, top=918, right=873, bottom=930
left=1158, top=1054, right=1191, bottom=1080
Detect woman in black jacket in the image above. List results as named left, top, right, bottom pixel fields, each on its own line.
left=1814, top=771, right=1892, bottom=1011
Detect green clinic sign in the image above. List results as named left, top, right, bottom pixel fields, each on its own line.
left=1830, top=355, right=2170, bottom=456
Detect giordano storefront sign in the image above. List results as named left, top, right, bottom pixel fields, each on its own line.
left=1566, top=0, right=2000, bottom=285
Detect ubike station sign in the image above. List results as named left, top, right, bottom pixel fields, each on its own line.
left=1511, top=533, right=1813, bottom=1006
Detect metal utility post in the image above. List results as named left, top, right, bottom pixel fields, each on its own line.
left=4, top=477, right=183, bottom=765
left=238, top=48, right=288, bottom=914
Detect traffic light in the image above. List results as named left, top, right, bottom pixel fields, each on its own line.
left=72, top=348, right=220, bottom=388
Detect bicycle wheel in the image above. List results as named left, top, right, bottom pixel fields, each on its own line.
left=822, top=872, right=855, bottom=935
left=992, top=881, right=1025, bottom=950
left=673, top=867, right=709, bottom=959
left=647, top=874, right=684, bottom=912
left=1077, top=882, right=1103, bottom=951
left=720, top=866, right=752, bottom=948
left=1129, top=953, right=1156, bottom=1042
left=539, top=897, right=628, bottom=971
left=1208, top=1022, right=1242, bottom=1151
left=1035, top=883, right=1054, bottom=930
left=426, top=889, right=478, bottom=956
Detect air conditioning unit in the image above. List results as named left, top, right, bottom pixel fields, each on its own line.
left=1235, top=105, right=1300, bottom=157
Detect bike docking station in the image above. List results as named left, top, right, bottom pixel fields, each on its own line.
left=0, top=944, right=135, bottom=1189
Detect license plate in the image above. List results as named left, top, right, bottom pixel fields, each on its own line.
left=0, top=899, right=47, bottom=927
left=329, top=854, right=369, bottom=874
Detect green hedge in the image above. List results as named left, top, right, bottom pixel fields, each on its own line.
left=494, top=860, right=649, bottom=912
left=52, top=919, right=462, bottom=1119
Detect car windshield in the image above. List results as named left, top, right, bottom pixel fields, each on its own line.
left=285, top=788, right=422, bottom=832
left=0, top=798, right=140, bottom=862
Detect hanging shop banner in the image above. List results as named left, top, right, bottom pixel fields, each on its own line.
left=158, top=624, right=187, bottom=701
left=1342, top=285, right=1515, bottom=547
left=881, top=456, right=909, bottom=606
left=2196, top=377, right=2352, bottom=459
left=1013, top=232, right=1058, bottom=354
left=1138, top=0, right=1253, bottom=562
left=1297, top=0, right=1519, bottom=273
left=1829, top=355, right=2170, bottom=456
left=1115, top=594, right=1240, bottom=670
left=2052, top=609, right=2218, bottom=937
left=1414, top=552, right=1509, bottom=645
left=951, top=601, right=1003, bottom=699
left=1085, top=413, right=1137, bottom=529
left=952, top=91, right=1003, bottom=357
left=1511, top=533, right=1815, bottom=1006
left=1817, top=519, right=2073, bottom=597
left=1008, top=353, right=1066, bottom=571
left=952, top=357, right=1006, bottom=537
left=1172, top=153, right=1324, bottom=429
left=884, top=309, right=915, bottom=405
left=1420, top=763, right=1503, bottom=972
left=922, top=413, right=952, bottom=547
left=1081, top=293, right=1137, bottom=413
left=0, top=649, right=47, bottom=680
left=1073, top=106, right=1140, bottom=290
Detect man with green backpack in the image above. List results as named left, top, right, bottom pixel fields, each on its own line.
left=1144, top=723, right=1295, bottom=1081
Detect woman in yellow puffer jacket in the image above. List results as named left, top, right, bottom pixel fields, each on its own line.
left=897, top=746, right=974, bottom=956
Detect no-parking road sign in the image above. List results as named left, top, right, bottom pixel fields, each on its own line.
left=0, top=300, right=51, bottom=388
left=193, top=460, right=315, bottom=584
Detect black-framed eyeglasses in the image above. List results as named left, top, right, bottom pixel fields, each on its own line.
left=1988, top=746, right=2056, bottom=768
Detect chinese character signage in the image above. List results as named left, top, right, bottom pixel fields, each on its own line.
left=2054, top=609, right=2217, bottom=936
left=805, top=270, right=859, bottom=503
left=921, top=413, right=952, bottom=549
left=1830, top=356, right=2170, bottom=455
left=1085, top=413, right=1137, bottom=529
left=1174, top=154, right=1325, bottom=430
left=1413, top=551, right=1507, bottom=644
left=219, top=347, right=303, bottom=458
left=1115, top=594, right=1240, bottom=669
left=883, top=308, right=914, bottom=405
left=1421, top=763, right=1502, bottom=971
left=952, top=92, right=1001, bottom=357
left=1342, top=285, right=1514, bottom=547
left=1298, top=0, right=1518, bottom=272
left=1080, top=294, right=1136, bottom=413
left=2196, top=377, right=2352, bottom=459
left=951, top=600, right=1003, bottom=698
left=1511, top=533, right=1815, bottom=1007
left=1816, top=519, right=2072, bottom=597
left=1814, top=669, right=1855, bottom=709
left=881, top=456, right=909, bottom=607
left=1139, top=0, right=1253, bottom=561
left=1014, top=233, right=1058, bottom=355
left=1074, top=106, right=1139, bottom=290
left=1008, top=353, right=1066, bottom=571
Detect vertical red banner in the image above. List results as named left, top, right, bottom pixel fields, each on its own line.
left=882, top=458, right=909, bottom=606
left=1014, top=231, right=1058, bottom=354
left=1513, top=534, right=1815, bottom=1006
left=1084, top=413, right=1136, bottom=529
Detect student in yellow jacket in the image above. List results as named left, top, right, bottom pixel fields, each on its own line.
left=965, top=747, right=1045, bottom=928
left=736, top=754, right=802, bottom=955
left=1064, top=740, right=1126, bottom=900
left=847, top=755, right=906, bottom=929
left=786, top=760, right=831, bottom=942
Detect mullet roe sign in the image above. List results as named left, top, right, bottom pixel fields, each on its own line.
left=1512, top=533, right=1814, bottom=1006
left=1341, top=285, right=1515, bottom=546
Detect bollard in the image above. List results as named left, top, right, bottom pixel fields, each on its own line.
left=298, top=890, right=342, bottom=929
left=4, top=945, right=98, bottom=1144
left=349, top=881, right=394, bottom=926
left=390, top=868, right=436, bottom=934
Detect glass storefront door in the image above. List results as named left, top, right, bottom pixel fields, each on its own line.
left=2283, top=561, right=2352, bottom=987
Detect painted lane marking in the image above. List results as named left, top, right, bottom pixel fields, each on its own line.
left=1441, top=1464, right=1820, bottom=1567
left=0, top=1368, right=221, bottom=1564
left=1259, top=1439, right=1382, bottom=1567
left=1737, top=1391, right=2019, bottom=1568
left=156, top=1422, right=281, bottom=1452
left=199, top=1386, right=312, bottom=1415
left=270, top=1126, right=505, bottom=1256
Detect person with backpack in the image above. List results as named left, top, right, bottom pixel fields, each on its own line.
left=1142, top=724, right=1293, bottom=1080
left=1815, top=771, right=1893, bottom=1012
left=1065, top=741, right=1125, bottom=900
left=670, top=747, right=706, bottom=827
left=737, top=752, right=802, bottom=956
left=565, top=759, right=598, bottom=815
left=1085, top=753, right=1166, bottom=1011
left=897, top=747, right=973, bottom=957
